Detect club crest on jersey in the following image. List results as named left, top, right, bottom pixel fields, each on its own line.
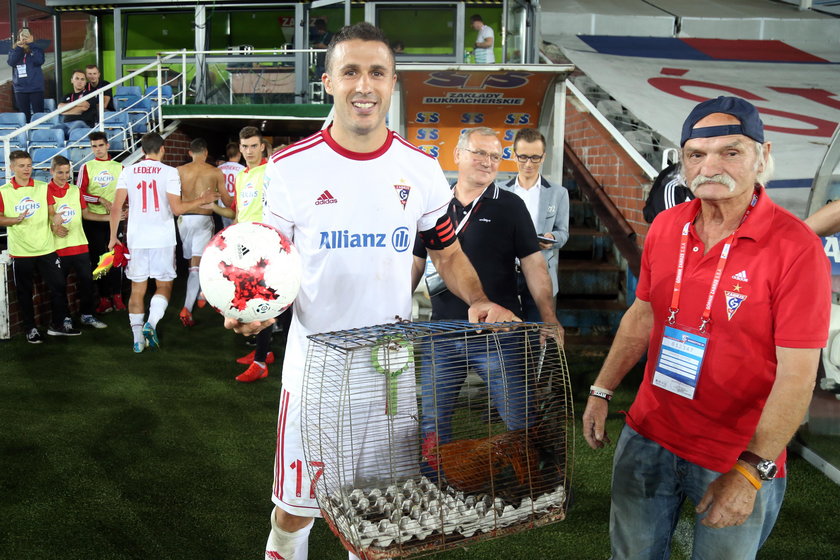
left=394, top=184, right=411, bottom=209
left=724, top=291, right=747, bottom=320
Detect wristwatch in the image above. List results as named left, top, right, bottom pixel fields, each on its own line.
left=738, top=451, right=778, bottom=480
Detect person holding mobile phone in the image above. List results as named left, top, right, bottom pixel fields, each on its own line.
left=502, top=128, right=569, bottom=322
left=6, top=27, right=45, bottom=122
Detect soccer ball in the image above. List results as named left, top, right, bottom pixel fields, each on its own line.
left=199, top=222, right=302, bottom=322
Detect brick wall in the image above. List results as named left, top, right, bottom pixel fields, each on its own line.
left=0, top=82, right=14, bottom=113
left=162, top=129, right=193, bottom=167
left=4, top=263, right=82, bottom=337
left=565, top=97, right=652, bottom=251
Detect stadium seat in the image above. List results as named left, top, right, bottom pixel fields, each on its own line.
left=30, top=112, right=61, bottom=129
left=30, top=147, right=64, bottom=171
left=129, top=112, right=149, bottom=134
left=43, top=98, right=57, bottom=112
left=623, top=130, right=657, bottom=163
left=102, top=111, right=130, bottom=147
left=68, top=147, right=93, bottom=167
left=146, top=85, right=174, bottom=104
left=596, top=99, right=637, bottom=131
left=28, top=128, right=65, bottom=150
left=0, top=112, right=27, bottom=128
left=116, top=85, right=142, bottom=98
left=67, top=127, right=93, bottom=145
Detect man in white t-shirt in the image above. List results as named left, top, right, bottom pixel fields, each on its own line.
left=227, top=22, right=518, bottom=560
left=470, top=14, right=495, bottom=64
left=108, top=133, right=217, bottom=353
left=217, top=142, right=245, bottom=229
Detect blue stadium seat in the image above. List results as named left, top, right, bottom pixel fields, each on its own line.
left=116, top=85, right=142, bottom=98
left=43, top=98, right=57, bottom=112
left=0, top=112, right=27, bottom=127
left=28, top=128, right=65, bottom=150
left=30, top=147, right=63, bottom=171
left=129, top=112, right=148, bottom=134
left=68, top=147, right=93, bottom=168
left=32, top=169, right=51, bottom=183
left=146, top=85, right=174, bottom=104
left=103, top=111, right=130, bottom=147
left=30, top=112, right=61, bottom=129
left=67, top=126, right=93, bottom=144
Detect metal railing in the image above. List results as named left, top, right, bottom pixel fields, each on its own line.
left=1, top=51, right=186, bottom=182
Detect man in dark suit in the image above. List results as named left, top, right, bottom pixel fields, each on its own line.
left=502, top=128, right=569, bottom=322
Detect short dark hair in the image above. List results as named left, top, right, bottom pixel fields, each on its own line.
left=85, top=64, right=100, bottom=71
left=89, top=131, right=109, bottom=144
left=325, top=22, right=393, bottom=75
left=141, top=132, right=164, bottom=155
left=189, top=138, right=208, bottom=154
left=470, top=14, right=484, bottom=24
left=10, top=150, right=31, bottom=163
left=313, top=18, right=327, bottom=31
left=239, top=126, right=262, bottom=141
left=513, top=128, right=546, bottom=151
left=51, top=155, right=70, bottom=170
left=225, top=142, right=240, bottom=159
left=71, top=69, right=85, bottom=78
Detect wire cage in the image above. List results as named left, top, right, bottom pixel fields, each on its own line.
left=301, top=320, right=573, bottom=559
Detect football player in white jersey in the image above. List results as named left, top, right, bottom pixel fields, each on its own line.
left=226, top=23, right=517, bottom=560
left=217, top=142, right=245, bottom=229
left=108, top=133, right=218, bottom=353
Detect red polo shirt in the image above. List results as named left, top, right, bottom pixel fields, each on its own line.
left=629, top=187, right=830, bottom=474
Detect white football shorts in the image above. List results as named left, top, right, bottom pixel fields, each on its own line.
left=125, top=246, right=177, bottom=281
left=272, top=374, right=419, bottom=517
left=178, top=215, right=215, bottom=259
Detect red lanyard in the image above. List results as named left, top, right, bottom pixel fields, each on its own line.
left=668, top=190, right=759, bottom=333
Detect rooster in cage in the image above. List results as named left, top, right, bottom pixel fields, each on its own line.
left=421, top=392, right=568, bottom=503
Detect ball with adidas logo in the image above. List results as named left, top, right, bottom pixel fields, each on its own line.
left=199, top=222, right=302, bottom=323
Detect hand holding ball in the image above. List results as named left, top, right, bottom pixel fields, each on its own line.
left=199, top=222, right=302, bottom=322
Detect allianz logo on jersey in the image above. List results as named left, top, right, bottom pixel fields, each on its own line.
left=14, top=196, right=40, bottom=218
left=93, top=170, right=115, bottom=187
left=319, top=226, right=411, bottom=253
left=57, top=203, right=75, bottom=224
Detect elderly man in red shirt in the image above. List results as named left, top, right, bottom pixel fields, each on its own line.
left=582, top=96, right=830, bottom=559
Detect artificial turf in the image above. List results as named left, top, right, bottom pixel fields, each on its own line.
left=2, top=294, right=840, bottom=559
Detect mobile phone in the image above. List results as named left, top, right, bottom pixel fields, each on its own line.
left=537, top=235, right=558, bottom=244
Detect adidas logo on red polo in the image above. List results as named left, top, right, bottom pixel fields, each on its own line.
left=731, top=270, right=749, bottom=282
left=315, top=190, right=338, bottom=205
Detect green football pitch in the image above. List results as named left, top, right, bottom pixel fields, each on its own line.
left=1, top=285, right=839, bottom=559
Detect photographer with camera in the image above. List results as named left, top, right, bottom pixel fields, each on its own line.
left=6, top=27, right=45, bottom=122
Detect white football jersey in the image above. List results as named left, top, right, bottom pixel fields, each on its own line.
left=218, top=161, right=245, bottom=204
left=116, top=158, right=181, bottom=249
left=264, top=128, right=451, bottom=395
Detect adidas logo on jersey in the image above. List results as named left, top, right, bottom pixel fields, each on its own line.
left=731, top=270, right=749, bottom=282
left=315, top=190, right=338, bottom=205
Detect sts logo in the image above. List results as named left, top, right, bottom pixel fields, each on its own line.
left=415, top=112, right=440, bottom=124
left=417, top=145, right=440, bottom=157
left=502, top=146, right=514, bottom=160
left=504, top=113, right=531, bottom=125
left=13, top=196, right=40, bottom=218
left=415, top=128, right=439, bottom=141
left=503, top=129, right=516, bottom=142
left=56, top=203, right=75, bottom=224
left=460, top=113, right=485, bottom=124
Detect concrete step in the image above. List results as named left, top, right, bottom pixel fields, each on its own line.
left=556, top=297, right=626, bottom=337
left=558, top=259, right=622, bottom=297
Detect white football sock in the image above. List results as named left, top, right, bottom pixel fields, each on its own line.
left=129, top=313, right=145, bottom=345
left=148, top=294, right=168, bottom=329
left=184, top=266, right=200, bottom=311
left=265, top=508, right=312, bottom=560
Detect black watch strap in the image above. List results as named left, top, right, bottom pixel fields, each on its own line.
left=738, top=450, right=766, bottom=467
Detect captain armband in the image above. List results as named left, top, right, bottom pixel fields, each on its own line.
left=419, top=214, right=457, bottom=251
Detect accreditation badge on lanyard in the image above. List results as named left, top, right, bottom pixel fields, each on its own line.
left=652, top=191, right=758, bottom=399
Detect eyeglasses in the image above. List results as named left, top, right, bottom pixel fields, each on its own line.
left=462, top=147, right=502, bottom=163
left=515, top=154, right=544, bottom=163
